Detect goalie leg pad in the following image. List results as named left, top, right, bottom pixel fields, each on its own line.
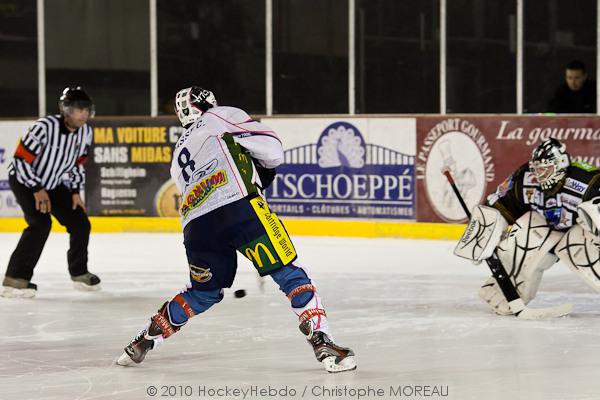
left=454, top=205, right=508, bottom=262
left=478, top=277, right=513, bottom=316
left=478, top=211, right=562, bottom=314
left=556, top=224, right=600, bottom=293
left=576, top=198, right=600, bottom=237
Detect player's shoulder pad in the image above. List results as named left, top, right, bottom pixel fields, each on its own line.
left=570, top=160, right=598, bottom=173
left=207, top=106, right=252, bottom=125
left=515, top=162, right=530, bottom=177
left=566, top=162, right=600, bottom=184
left=504, top=163, right=531, bottom=190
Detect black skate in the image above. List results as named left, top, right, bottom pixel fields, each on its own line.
left=71, top=272, right=101, bottom=291
left=1, top=277, right=37, bottom=298
left=116, top=320, right=163, bottom=366
left=299, top=321, right=357, bottom=373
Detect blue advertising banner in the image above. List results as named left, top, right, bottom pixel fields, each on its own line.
left=261, top=118, right=417, bottom=220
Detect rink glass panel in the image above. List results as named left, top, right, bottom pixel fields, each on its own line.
left=272, top=0, right=348, bottom=114
left=354, top=0, right=439, bottom=113
left=156, top=0, right=265, bottom=115
left=523, top=0, right=597, bottom=113
left=446, top=0, right=517, bottom=113
left=44, top=0, right=151, bottom=116
left=0, top=0, right=37, bottom=117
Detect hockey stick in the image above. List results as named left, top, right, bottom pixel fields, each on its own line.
left=443, top=169, right=572, bottom=319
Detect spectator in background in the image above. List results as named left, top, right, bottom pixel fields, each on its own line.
left=547, top=60, right=596, bottom=113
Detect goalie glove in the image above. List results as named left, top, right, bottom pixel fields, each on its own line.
left=454, top=205, right=508, bottom=262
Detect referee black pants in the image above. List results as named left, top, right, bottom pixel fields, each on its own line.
left=5, top=174, right=91, bottom=282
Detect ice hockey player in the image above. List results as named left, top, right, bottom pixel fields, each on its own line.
left=116, top=87, right=356, bottom=373
left=454, top=138, right=600, bottom=315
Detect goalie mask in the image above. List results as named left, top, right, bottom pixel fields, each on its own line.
left=529, top=138, right=570, bottom=191
left=175, top=86, right=217, bottom=128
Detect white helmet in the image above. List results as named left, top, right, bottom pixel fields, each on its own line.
left=529, top=138, right=570, bottom=191
left=174, top=86, right=217, bottom=128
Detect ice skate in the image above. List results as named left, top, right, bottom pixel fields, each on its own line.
left=71, top=272, right=101, bottom=291
left=299, top=321, right=356, bottom=373
left=117, top=319, right=163, bottom=366
left=1, top=277, right=37, bottom=298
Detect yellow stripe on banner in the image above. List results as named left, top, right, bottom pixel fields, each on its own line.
left=0, top=217, right=465, bottom=240
left=283, top=219, right=466, bottom=240
left=0, top=217, right=181, bottom=233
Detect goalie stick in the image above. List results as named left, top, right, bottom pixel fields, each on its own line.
left=442, top=169, right=572, bottom=320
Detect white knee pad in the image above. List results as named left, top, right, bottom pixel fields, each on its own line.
left=479, top=211, right=562, bottom=315
left=556, top=224, right=600, bottom=293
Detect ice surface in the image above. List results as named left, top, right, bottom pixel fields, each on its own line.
left=1, top=232, right=599, bottom=400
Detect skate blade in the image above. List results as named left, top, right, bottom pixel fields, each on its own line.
left=73, top=282, right=101, bottom=292
left=322, top=356, right=357, bottom=373
left=1, top=287, right=36, bottom=299
left=116, top=352, right=134, bottom=366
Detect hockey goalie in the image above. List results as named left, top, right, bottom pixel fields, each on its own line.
left=454, top=138, right=600, bottom=315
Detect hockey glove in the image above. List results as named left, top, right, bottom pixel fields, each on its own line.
left=254, top=161, right=276, bottom=190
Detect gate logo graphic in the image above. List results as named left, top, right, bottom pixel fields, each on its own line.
left=266, top=121, right=415, bottom=219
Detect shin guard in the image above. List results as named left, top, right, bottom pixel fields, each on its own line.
left=271, top=263, right=331, bottom=337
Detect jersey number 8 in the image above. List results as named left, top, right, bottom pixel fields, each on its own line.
left=178, top=147, right=196, bottom=182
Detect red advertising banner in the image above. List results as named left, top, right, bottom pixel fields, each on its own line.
left=416, top=116, right=600, bottom=223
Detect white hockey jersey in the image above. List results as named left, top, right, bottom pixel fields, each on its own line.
left=171, top=106, right=284, bottom=228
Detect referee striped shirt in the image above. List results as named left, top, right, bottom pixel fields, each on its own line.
left=8, top=115, right=93, bottom=193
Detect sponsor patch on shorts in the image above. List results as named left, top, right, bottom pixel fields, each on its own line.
left=189, top=265, right=213, bottom=283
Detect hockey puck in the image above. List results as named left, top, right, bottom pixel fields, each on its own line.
left=234, top=289, right=246, bottom=298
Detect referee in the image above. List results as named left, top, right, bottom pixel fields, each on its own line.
left=2, top=87, right=101, bottom=298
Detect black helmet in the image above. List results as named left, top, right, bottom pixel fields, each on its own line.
left=529, top=138, right=570, bottom=190
left=59, top=87, right=95, bottom=117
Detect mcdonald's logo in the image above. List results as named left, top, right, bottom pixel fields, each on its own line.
left=238, top=153, right=248, bottom=163
left=245, top=243, right=276, bottom=268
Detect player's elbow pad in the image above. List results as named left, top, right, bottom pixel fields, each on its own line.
left=260, top=152, right=283, bottom=169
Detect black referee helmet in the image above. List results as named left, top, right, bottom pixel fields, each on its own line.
left=59, top=87, right=95, bottom=117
